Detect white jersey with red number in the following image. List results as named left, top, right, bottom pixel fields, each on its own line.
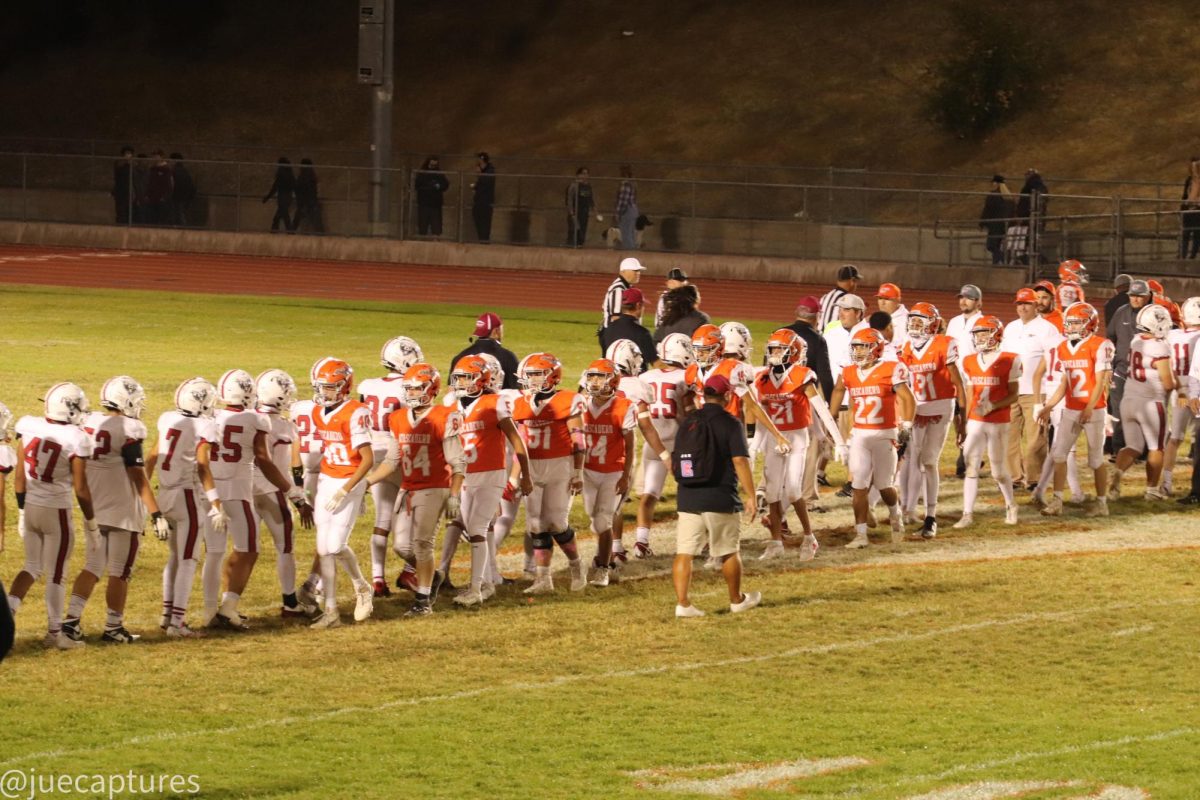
left=1124, top=335, right=1172, bottom=403
left=314, top=400, right=373, bottom=479
left=583, top=395, right=637, bottom=473
left=155, top=411, right=216, bottom=490
left=616, top=375, right=652, bottom=407
left=83, top=411, right=148, bottom=531
left=1167, top=328, right=1200, bottom=397
left=290, top=398, right=323, bottom=470
left=842, top=361, right=911, bottom=432
left=253, top=411, right=295, bottom=495
left=210, top=408, right=271, bottom=500
left=358, top=375, right=406, bottom=445
left=15, top=416, right=92, bottom=509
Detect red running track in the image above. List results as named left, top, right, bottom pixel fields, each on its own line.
left=0, top=244, right=967, bottom=321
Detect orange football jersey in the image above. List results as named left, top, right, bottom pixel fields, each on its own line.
left=388, top=405, right=462, bottom=490
left=314, top=400, right=372, bottom=479
left=753, top=364, right=815, bottom=432
left=458, top=393, right=511, bottom=474
left=842, top=361, right=910, bottom=430
left=684, top=358, right=753, bottom=417
left=1042, top=309, right=1064, bottom=334
left=582, top=395, right=636, bottom=473
left=1053, top=335, right=1116, bottom=411
left=899, top=335, right=958, bottom=405
left=961, top=352, right=1020, bottom=423
left=511, top=390, right=585, bottom=460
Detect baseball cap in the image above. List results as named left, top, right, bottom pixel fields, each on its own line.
left=703, top=375, right=732, bottom=395
left=959, top=284, right=983, bottom=301
left=618, top=257, right=645, bottom=273
left=837, top=264, right=862, bottom=281
left=992, top=174, right=1005, bottom=183
left=473, top=312, right=502, bottom=337
left=1014, top=288, right=1038, bottom=304
left=795, top=296, right=820, bottom=316
left=837, top=294, right=866, bottom=311
left=1113, top=273, right=1132, bottom=289
left=1128, top=279, right=1151, bottom=296
left=666, top=267, right=688, bottom=281
left=1034, top=280, right=1056, bottom=295
left=621, top=287, right=645, bottom=306
left=876, top=282, right=902, bottom=300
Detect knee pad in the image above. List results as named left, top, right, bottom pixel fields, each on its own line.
left=1087, top=453, right=1106, bottom=470
left=552, top=528, right=576, bottom=546
left=530, top=532, right=554, bottom=551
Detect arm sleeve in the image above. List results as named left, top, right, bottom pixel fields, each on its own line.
left=120, top=440, right=145, bottom=468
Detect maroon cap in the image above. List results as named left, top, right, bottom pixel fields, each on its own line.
left=795, top=296, right=820, bottom=315
left=473, top=312, right=502, bottom=337
left=621, top=287, right=645, bottom=306
left=703, top=375, right=732, bottom=395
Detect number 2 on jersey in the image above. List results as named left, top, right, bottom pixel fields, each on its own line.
left=853, top=396, right=884, bottom=426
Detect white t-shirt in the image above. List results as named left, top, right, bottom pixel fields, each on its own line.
left=827, top=320, right=869, bottom=407
left=1002, top=316, right=1064, bottom=396
left=16, top=416, right=93, bottom=509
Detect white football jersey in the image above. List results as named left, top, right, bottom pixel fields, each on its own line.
left=253, top=411, right=295, bottom=496
left=358, top=375, right=406, bottom=443
left=617, top=375, right=652, bottom=407
left=15, top=416, right=92, bottom=509
left=1124, top=335, right=1172, bottom=402
left=290, top=399, right=323, bottom=471
left=210, top=408, right=270, bottom=501
left=83, top=411, right=148, bottom=531
left=1167, top=328, right=1200, bottom=395
left=154, top=411, right=216, bottom=489
left=0, top=443, right=14, bottom=475
left=640, top=366, right=687, bottom=444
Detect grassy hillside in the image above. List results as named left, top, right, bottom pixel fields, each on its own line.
left=2, top=0, right=1197, bottom=185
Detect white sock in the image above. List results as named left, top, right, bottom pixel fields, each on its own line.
left=303, top=571, right=320, bottom=590
left=105, top=607, right=123, bottom=631
left=7, top=595, right=21, bottom=614
left=485, top=534, right=502, bottom=584
left=963, top=476, right=979, bottom=515
left=336, top=549, right=367, bottom=588
left=202, top=551, right=224, bottom=613
left=613, top=539, right=626, bottom=554
left=469, top=540, right=487, bottom=590
left=172, top=558, right=199, bottom=625
left=536, top=565, right=550, bottom=579
left=634, top=526, right=650, bottom=545
left=1163, top=470, right=1174, bottom=490
left=417, top=584, right=432, bottom=596
left=370, top=533, right=389, bottom=582
left=1066, top=456, right=1082, bottom=496
left=277, top=553, right=296, bottom=596
left=854, top=522, right=868, bottom=536
left=923, top=467, right=939, bottom=518
left=45, top=583, right=64, bottom=633
left=319, top=554, right=338, bottom=612
left=162, top=557, right=177, bottom=620
left=885, top=502, right=899, bottom=519
left=66, top=593, right=86, bottom=620
left=997, top=478, right=1014, bottom=507
left=219, top=591, right=240, bottom=616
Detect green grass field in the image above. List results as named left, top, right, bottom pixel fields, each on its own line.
left=1, top=285, right=1198, bottom=799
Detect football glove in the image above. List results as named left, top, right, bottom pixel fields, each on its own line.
left=208, top=502, right=229, bottom=533
left=151, top=511, right=170, bottom=541
left=445, top=494, right=461, bottom=520
left=287, top=485, right=307, bottom=508
left=773, top=439, right=792, bottom=455
left=324, top=487, right=347, bottom=512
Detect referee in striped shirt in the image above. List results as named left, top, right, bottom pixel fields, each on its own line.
left=599, top=256, right=645, bottom=351
left=818, top=264, right=863, bottom=332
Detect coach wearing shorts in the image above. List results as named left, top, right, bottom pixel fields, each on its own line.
left=672, top=375, right=761, bottom=618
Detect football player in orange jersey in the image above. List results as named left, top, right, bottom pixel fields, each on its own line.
left=511, top=352, right=588, bottom=594
left=829, top=328, right=917, bottom=549
left=1036, top=303, right=1117, bottom=516
left=308, top=358, right=376, bottom=629
left=446, top=355, right=531, bottom=607
left=955, top=316, right=1022, bottom=529
left=754, top=329, right=844, bottom=561
left=579, top=359, right=637, bottom=586
left=898, top=302, right=967, bottom=539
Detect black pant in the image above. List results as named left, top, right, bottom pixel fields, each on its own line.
left=271, top=200, right=294, bottom=232
left=293, top=201, right=324, bottom=234
left=984, top=223, right=1005, bottom=264
left=0, top=579, right=13, bottom=664
left=114, top=194, right=131, bottom=225
left=418, top=204, right=443, bottom=236
left=567, top=211, right=591, bottom=247
left=1181, top=210, right=1200, bottom=258
left=472, top=204, right=493, bottom=243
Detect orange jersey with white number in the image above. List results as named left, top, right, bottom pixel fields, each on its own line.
left=1052, top=335, right=1115, bottom=411
left=457, top=392, right=512, bottom=474
left=961, top=351, right=1021, bottom=423
left=512, top=390, right=585, bottom=460
left=583, top=395, right=637, bottom=473
left=899, top=335, right=959, bottom=412
left=388, top=405, right=463, bottom=490
left=753, top=365, right=815, bottom=432
left=684, top=359, right=754, bottom=417
left=314, top=400, right=372, bottom=478
left=842, top=361, right=910, bottom=431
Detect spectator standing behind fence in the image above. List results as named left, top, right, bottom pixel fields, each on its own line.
left=566, top=167, right=599, bottom=247
left=112, top=146, right=134, bottom=224
left=1180, top=156, right=1200, bottom=259
left=471, top=152, right=496, bottom=244
left=133, top=153, right=150, bottom=225
left=293, top=159, right=324, bottom=234
left=653, top=284, right=710, bottom=343
left=415, top=156, right=449, bottom=238
left=979, top=174, right=1013, bottom=264
left=1016, top=169, right=1049, bottom=265
left=169, top=153, right=196, bottom=227
left=143, top=151, right=174, bottom=225
left=615, top=164, right=639, bottom=250
left=263, top=157, right=296, bottom=232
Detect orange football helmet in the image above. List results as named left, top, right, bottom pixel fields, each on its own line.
left=907, top=301, right=942, bottom=342
left=850, top=327, right=887, bottom=366
left=765, top=329, right=805, bottom=368
left=1148, top=279, right=1165, bottom=297
left=1063, top=302, right=1099, bottom=342
left=582, top=359, right=620, bottom=397
left=313, top=358, right=354, bottom=408
left=518, top=352, right=563, bottom=394
left=1058, top=259, right=1089, bottom=285
left=971, top=315, right=1004, bottom=352
left=691, top=324, right=725, bottom=366
left=402, top=363, right=441, bottom=409
left=450, top=355, right=491, bottom=398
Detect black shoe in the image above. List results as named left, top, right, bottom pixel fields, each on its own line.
left=1177, top=494, right=1200, bottom=506
left=816, top=474, right=831, bottom=488
left=61, top=618, right=84, bottom=642
left=955, top=452, right=966, bottom=479
left=835, top=484, right=853, bottom=498
left=404, top=601, right=432, bottom=618
left=212, top=612, right=250, bottom=632
left=920, top=516, right=938, bottom=539
left=431, top=570, right=455, bottom=603
left=101, top=626, right=141, bottom=644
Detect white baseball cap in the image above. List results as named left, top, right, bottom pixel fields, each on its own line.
left=618, top=257, right=646, bottom=273
left=836, top=294, right=866, bottom=311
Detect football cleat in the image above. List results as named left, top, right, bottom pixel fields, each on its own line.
left=430, top=570, right=454, bottom=603
left=816, top=473, right=831, bottom=488
left=309, top=610, right=342, bottom=630
left=569, top=560, right=587, bottom=592
left=759, top=540, right=785, bottom=561
left=354, top=583, right=374, bottom=622
left=1177, top=493, right=1200, bottom=506
left=211, top=612, right=250, bottom=632
left=404, top=601, right=433, bottom=617
left=633, top=542, right=653, bottom=559
left=675, top=604, right=706, bottom=618
left=1085, top=498, right=1109, bottom=517
left=395, top=568, right=419, bottom=594
left=60, top=618, right=83, bottom=642
left=453, top=587, right=484, bottom=607
left=952, top=514, right=974, bottom=530
left=836, top=484, right=853, bottom=498
left=1144, top=487, right=1167, bottom=501
left=372, top=579, right=392, bottom=598
left=798, top=534, right=819, bottom=562
left=1106, top=482, right=1121, bottom=502
left=281, top=603, right=316, bottom=619
left=845, top=532, right=870, bottom=549
left=480, top=581, right=497, bottom=600
left=1005, top=506, right=1019, bottom=525
left=920, top=517, right=938, bottom=539
left=166, top=623, right=206, bottom=639
left=589, top=564, right=610, bottom=588
left=159, top=613, right=170, bottom=631
left=889, top=513, right=904, bottom=543
left=297, top=582, right=320, bottom=609
left=1040, top=496, right=1064, bottom=516
left=101, top=626, right=141, bottom=644
left=45, top=631, right=85, bottom=650
left=524, top=574, right=555, bottom=595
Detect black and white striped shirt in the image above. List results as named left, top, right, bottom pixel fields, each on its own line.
left=601, top=276, right=631, bottom=328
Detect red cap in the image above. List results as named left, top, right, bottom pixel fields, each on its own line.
left=876, top=282, right=902, bottom=300
left=621, top=287, right=645, bottom=306
left=473, top=312, right=502, bottom=337
left=703, top=375, right=732, bottom=395
left=1014, top=288, right=1038, bottom=304
left=794, top=296, right=820, bottom=315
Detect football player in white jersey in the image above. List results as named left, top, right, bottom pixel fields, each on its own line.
left=0, top=402, right=14, bottom=554
left=252, top=369, right=314, bottom=617
left=359, top=335, right=423, bottom=597
left=7, top=383, right=97, bottom=650
left=634, top=333, right=692, bottom=558
left=1160, top=297, right=1200, bottom=496
left=209, top=369, right=311, bottom=630
left=148, top=377, right=226, bottom=638
left=1110, top=304, right=1175, bottom=500
left=63, top=376, right=170, bottom=644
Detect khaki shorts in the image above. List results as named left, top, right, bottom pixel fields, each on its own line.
left=676, top=511, right=741, bottom=558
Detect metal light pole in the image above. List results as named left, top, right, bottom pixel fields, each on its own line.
left=359, top=1, right=394, bottom=236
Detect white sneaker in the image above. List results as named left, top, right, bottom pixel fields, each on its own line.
left=798, top=535, right=819, bottom=562
left=1159, top=483, right=1174, bottom=498
left=1040, top=496, right=1063, bottom=516
left=703, top=555, right=721, bottom=570
left=310, top=610, right=342, bottom=630
left=675, top=604, right=706, bottom=618
left=1005, top=505, right=1019, bottom=525
left=903, top=510, right=921, bottom=526
left=480, top=581, right=496, bottom=601
left=759, top=540, right=785, bottom=561
left=354, top=583, right=374, bottom=622
left=297, top=583, right=319, bottom=609
left=730, top=590, right=762, bottom=614
left=166, top=623, right=206, bottom=639
left=589, top=566, right=610, bottom=587
left=889, top=514, right=904, bottom=543
left=1086, top=498, right=1109, bottom=517
left=158, top=613, right=170, bottom=631
left=845, top=532, right=870, bottom=549
left=1144, top=487, right=1167, bottom=501
left=523, top=574, right=555, bottom=595
left=44, top=632, right=85, bottom=650
left=952, top=514, right=974, bottom=530
left=569, top=560, right=587, bottom=592
left=453, top=587, right=483, bottom=607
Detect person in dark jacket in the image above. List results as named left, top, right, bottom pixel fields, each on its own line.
left=415, top=156, right=450, bottom=237
left=471, top=152, right=496, bottom=243
left=1105, top=274, right=1132, bottom=323
left=293, top=158, right=324, bottom=234
left=979, top=174, right=1013, bottom=265
left=449, top=312, right=520, bottom=391
left=1180, top=156, right=1200, bottom=259
left=600, top=288, right=658, bottom=370
left=132, top=153, right=150, bottom=224
left=263, top=157, right=296, bottom=232
left=169, top=153, right=196, bottom=227
left=144, top=151, right=174, bottom=226
left=566, top=167, right=597, bottom=247
left=1016, top=169, right=1049, bottom=265
left=112, top=146, right=134, bottom=224
left=654, top=284, right=710, bottom=343
left=781, top=296, right=833, bottom=401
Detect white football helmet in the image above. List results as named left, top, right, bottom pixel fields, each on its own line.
left=1181, top=297, right=1200, bottom=329
left=44, top=382, right=89, bottom=425
left=256, top=369, right=297, bottom=412
left=605, top=339, right=644, bottom=376
left=217, top=369, right=256, bottom=408
left=657, top=332, right=694, bottom=368
left=99, top=375, right=147, bottom=419
left=381, top=336, right=424, bottom=374
left=174, top=377, right=217, bottom=418
left=0, top=401, right=12, bottom=441
left=719, top=321, right=753, bottom=361
left=1135, top=303, right=1173, bottom=340
left=478, top=353, right=505, bottom=393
